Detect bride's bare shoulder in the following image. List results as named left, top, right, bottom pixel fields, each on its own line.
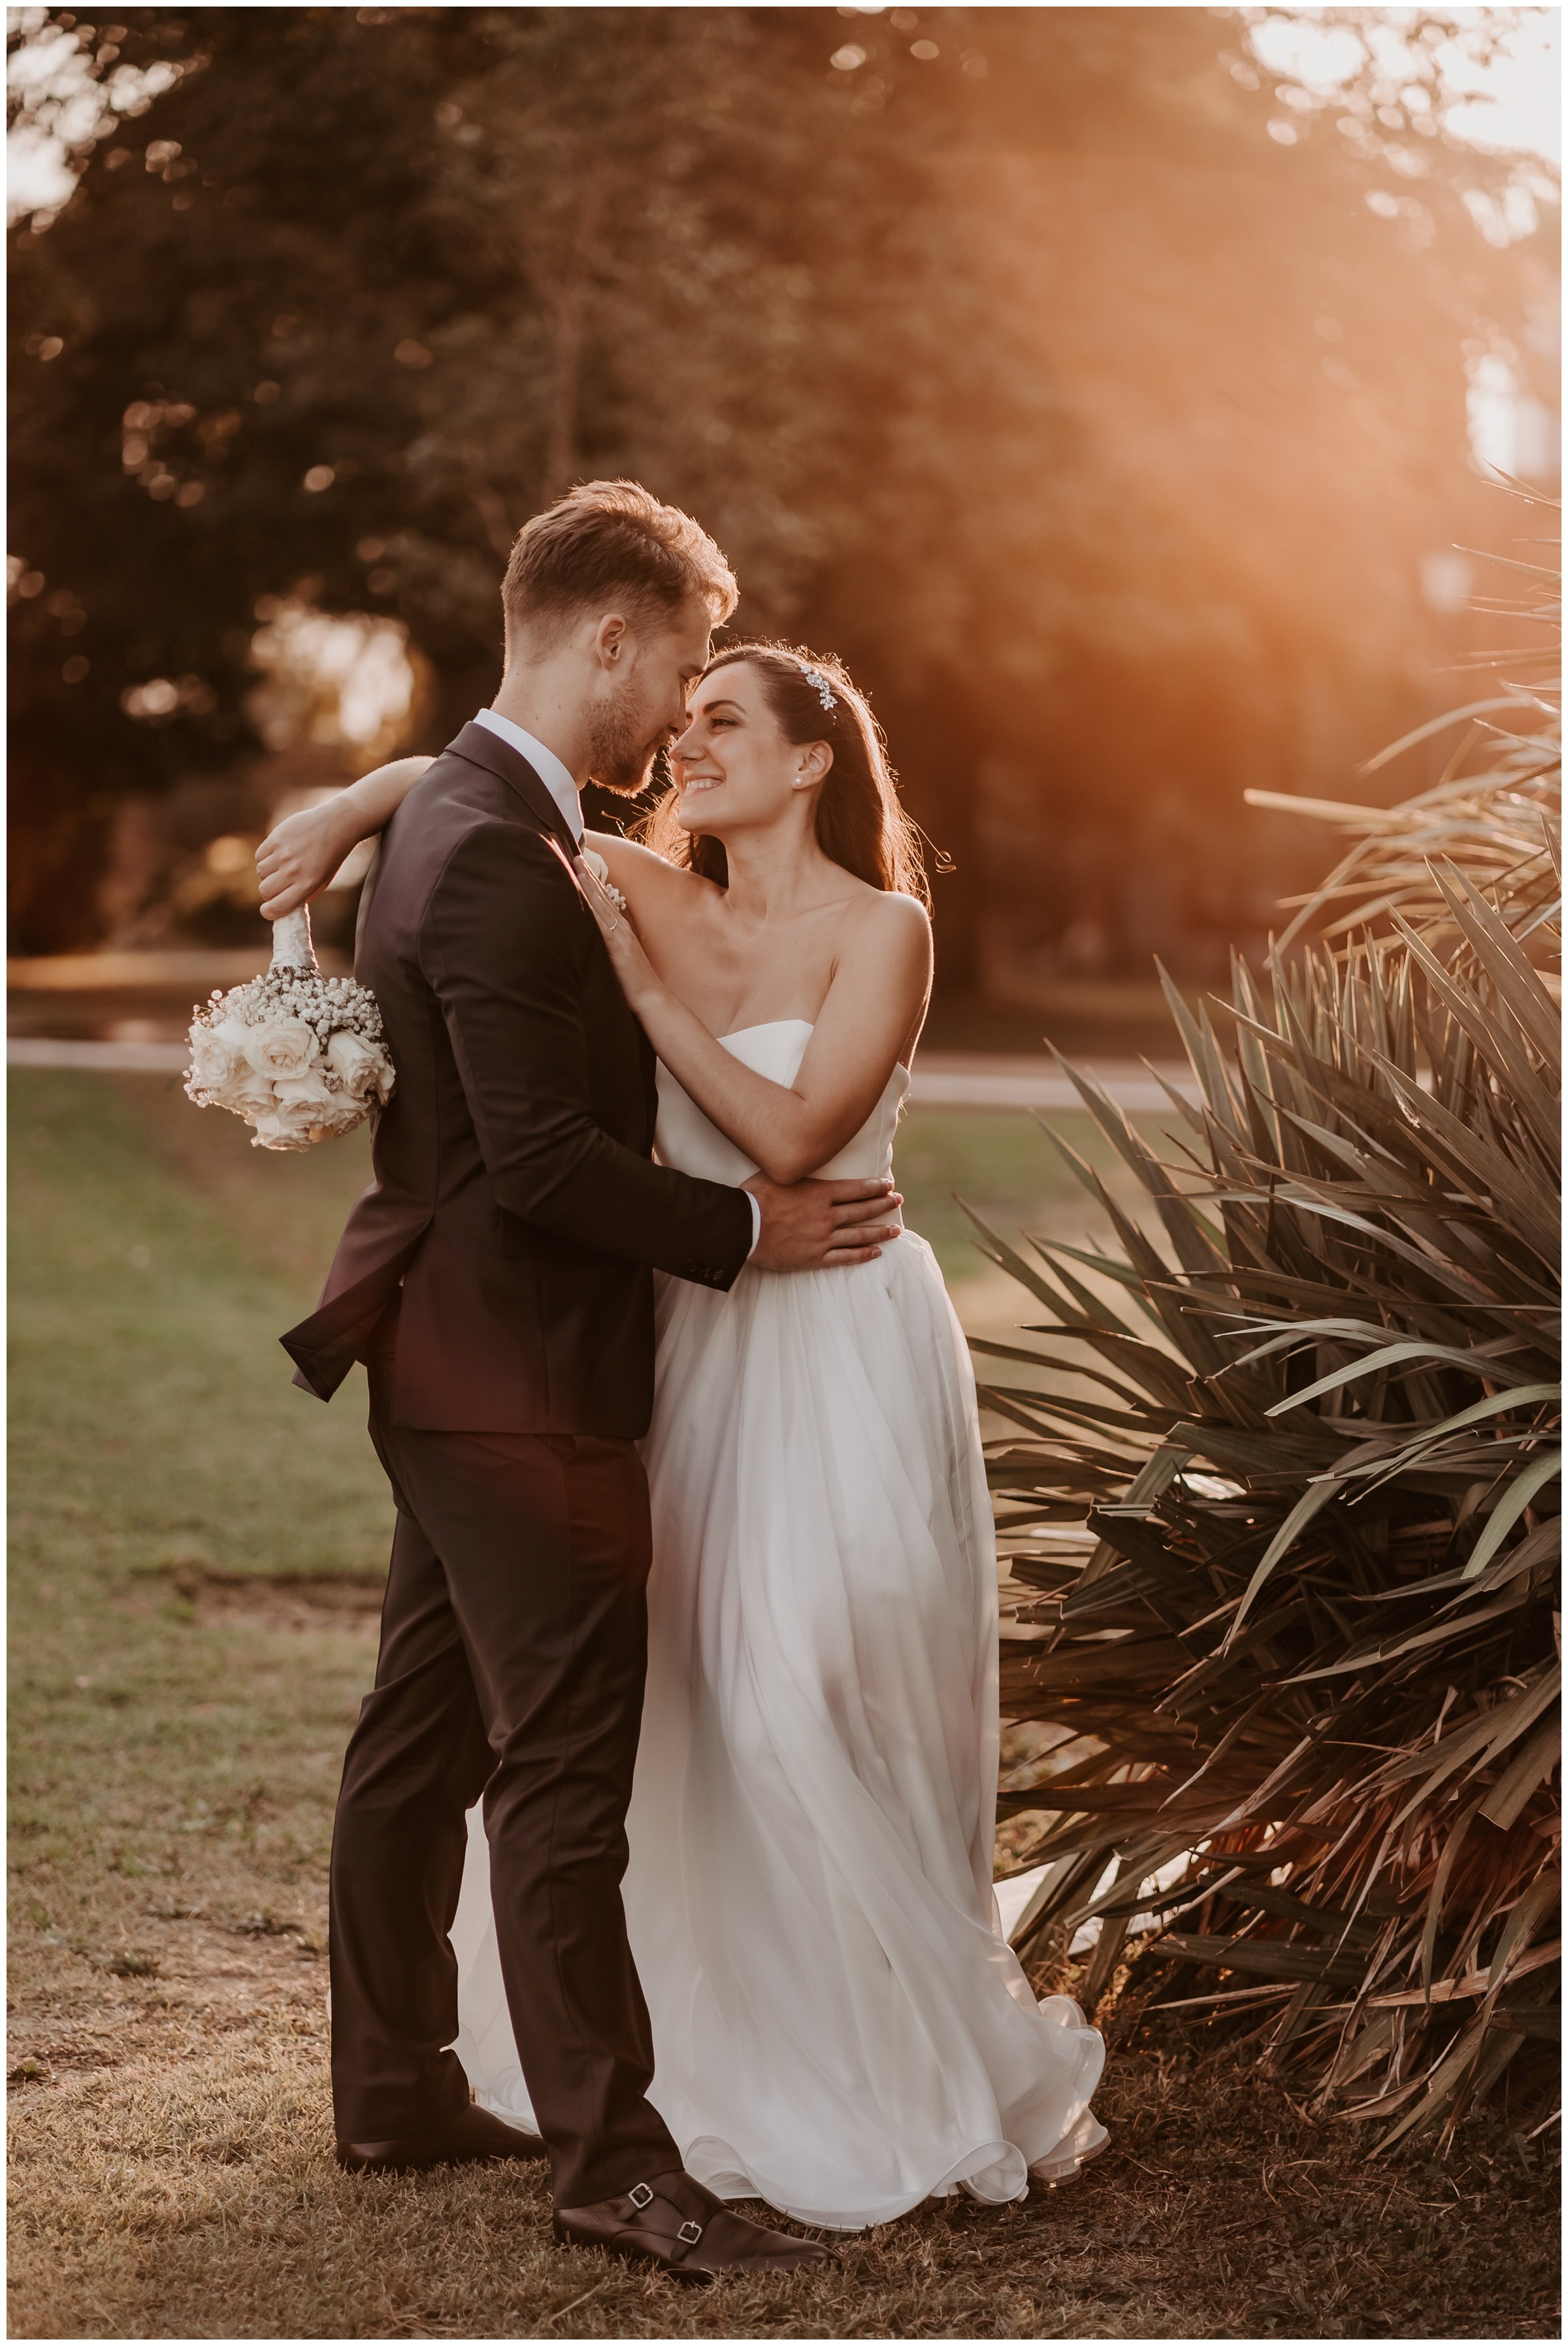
left=587, top=830, right=716, bottom=899
left=821, top=890, right=930, bottom=1031
left=842, top=886, right=932, bottom=960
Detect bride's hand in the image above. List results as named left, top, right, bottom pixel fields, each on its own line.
left=573, top=853, right=662, bottom=1014
left=256, top=800, right=361, bottom=917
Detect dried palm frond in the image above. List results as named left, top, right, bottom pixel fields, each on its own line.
left=983, top=503, right=1561, bottom=2151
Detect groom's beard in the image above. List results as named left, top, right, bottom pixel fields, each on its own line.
left=587, top=691, right=663, bottom=797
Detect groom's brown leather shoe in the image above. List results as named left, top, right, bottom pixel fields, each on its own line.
left=553, top=2167, right=834, bottom=2283
left=336, top=2103, right=547, bottom=2173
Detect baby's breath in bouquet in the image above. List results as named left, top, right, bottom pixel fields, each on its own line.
left=185, top=908, right=393, bottom=1150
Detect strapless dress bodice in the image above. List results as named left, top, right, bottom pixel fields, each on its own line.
left=653, top=1019, right=909, bottom=1185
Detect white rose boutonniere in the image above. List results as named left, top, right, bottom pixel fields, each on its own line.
left=580, top=846, right=628, bottom=916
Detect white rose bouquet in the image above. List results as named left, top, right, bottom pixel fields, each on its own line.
left=185, top=908, right=394, bottom=1150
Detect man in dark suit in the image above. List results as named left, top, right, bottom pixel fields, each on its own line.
left=282, top=482, right=896, bottom=2278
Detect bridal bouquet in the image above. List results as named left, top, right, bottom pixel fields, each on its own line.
left=185, top=908, right=394, bottom=1150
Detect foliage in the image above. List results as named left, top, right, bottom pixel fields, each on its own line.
left=5, top=6, right=1022, bottom=944
left=976, top=514, right=1561, bottom=2149
left=9, top=7, right=1556, bottom=963
left=1249, top=483, right=1561, bottom=952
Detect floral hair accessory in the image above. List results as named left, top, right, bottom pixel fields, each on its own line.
left=800, top=663, right=838, bottom=714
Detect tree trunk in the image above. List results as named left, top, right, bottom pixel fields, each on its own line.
left=538, top=175, right=608, bottom=503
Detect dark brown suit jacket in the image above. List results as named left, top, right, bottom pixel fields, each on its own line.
left=281, top=721, right=753, bottom=1434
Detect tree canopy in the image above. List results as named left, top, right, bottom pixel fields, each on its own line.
left=9, top=6, right=1557, bottom=968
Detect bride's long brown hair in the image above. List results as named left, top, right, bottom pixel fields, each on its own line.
left=637, top=642, right=930, bottom=905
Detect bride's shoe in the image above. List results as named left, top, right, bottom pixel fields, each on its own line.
left=553, top=2168, right=834, bottom=2283
left=336, top=2102, right=546, bottom=2173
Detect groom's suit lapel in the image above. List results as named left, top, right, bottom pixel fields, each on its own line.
left=355, top=722, right=580, bottom=972
left=440, top=720, right=652, bottom=1105
left=446, top=719, right=581, bottom=859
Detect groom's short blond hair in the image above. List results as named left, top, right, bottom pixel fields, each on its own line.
left=502, top=480, right=738, bottom=648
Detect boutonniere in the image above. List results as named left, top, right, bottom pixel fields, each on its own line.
left=544, top=834, right=628, bottom=916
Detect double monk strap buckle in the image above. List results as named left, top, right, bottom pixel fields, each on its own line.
left=623, top=2181, right=702, bottom=2248
left=553, top=2172, right=834, bottom=2281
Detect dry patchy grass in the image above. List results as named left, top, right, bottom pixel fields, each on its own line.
left=8, top=1074, right=1559, bottom=2339
left=11, top=1942, right=1558, bottom=2340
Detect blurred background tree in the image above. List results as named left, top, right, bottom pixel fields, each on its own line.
left=8, top=5, right=1560, bottom=992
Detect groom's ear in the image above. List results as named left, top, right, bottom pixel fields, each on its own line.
left=591, top=612, right=631, bottom=670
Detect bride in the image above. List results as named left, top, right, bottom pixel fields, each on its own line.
left=258, top=640, right=1105, bottom=2230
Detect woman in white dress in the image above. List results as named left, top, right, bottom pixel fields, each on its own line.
left=261, top=642, right=1104, bottom=2230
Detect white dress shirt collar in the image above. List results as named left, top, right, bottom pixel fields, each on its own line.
left=474, top=707, right=584, bottom=843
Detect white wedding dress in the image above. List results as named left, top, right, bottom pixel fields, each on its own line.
left=448, top=1021, right=1106, bottom=2228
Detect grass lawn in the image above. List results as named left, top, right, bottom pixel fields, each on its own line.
left=896, top=1106, right=1137, bottom=1284
left=9, top=1071, right=1558, bottom=2340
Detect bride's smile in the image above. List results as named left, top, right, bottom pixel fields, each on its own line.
left=669, top=666, right=834, bottom=848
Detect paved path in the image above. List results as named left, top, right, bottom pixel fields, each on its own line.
left=909, top=1053, right=1197, bottom=1111
left=9, top=1036, right=194, bottom=1074
left=8, top=1032, right=1199, bottom=1110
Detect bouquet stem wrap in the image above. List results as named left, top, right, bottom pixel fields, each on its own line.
left=269, top=906, right=316, bottom=973
left=185, top=904, right=395, bottom=1150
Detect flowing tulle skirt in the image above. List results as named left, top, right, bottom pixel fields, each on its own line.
left=451, top=1234, right=1105, bottom=2229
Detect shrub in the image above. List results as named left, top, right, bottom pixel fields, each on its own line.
left=983, top=505, right=1560, bottom=2149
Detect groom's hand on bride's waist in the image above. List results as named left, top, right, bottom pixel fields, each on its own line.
left=743, top=1174, right=902, bottom=1271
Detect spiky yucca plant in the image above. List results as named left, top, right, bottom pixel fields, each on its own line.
left=982, top=519, right=1560, bottom=2150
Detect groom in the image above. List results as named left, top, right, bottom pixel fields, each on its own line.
left=283, top=481, right=895, bottom=2277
